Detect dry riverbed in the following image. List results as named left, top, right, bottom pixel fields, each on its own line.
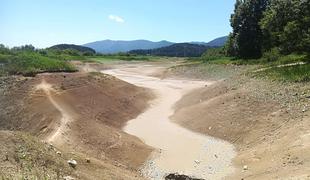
left=103, top=64, right=236, bottom=179
left=1, top=60, right=309, bottom=179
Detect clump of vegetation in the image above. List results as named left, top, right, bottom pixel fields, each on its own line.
left=201, top=47, right=226, bottom=61
left=0, top=44, right=76, bottom=76
left=261, top=48, right=281, bottom=62
left=199, top=47, right=233, bottom=64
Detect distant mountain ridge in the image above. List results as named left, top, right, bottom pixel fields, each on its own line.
left=83, top=40, right=174, bottom=54
left=190, top=36, right=228, bottom=47
left=204, top=36, right=228, bottom=47
left=82, top=36, right=228, bottom=54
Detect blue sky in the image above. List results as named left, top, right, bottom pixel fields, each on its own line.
left=0, top=0, right=235, bottom=48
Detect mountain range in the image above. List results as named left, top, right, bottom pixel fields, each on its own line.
left=83, top=36, right=227, bottom=54
left=83, top=40, right=173, bottom=54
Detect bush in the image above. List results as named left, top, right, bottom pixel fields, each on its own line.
left=201, top=48, right=226, bottom=62
left=262, top=48, right=281, bottom=62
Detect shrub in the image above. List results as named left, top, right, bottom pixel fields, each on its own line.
left=262, top=48, right=281, bottom=62
left=201, top=47, right=226, bottom=61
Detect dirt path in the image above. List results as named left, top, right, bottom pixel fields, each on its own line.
left=36, top=80, right=72, bottom=144
left=103, top=64, right=236, bottom=179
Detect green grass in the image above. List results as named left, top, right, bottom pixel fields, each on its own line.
left=255, top=63, right=310, bottom=82
left=193, top=52, right=310, bottom=82
left=198, top=52, right=308, bottom=66
left=268, top=54, right=308, bottom=65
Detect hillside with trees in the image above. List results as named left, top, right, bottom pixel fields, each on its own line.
left=130, top=43, right=212, bottom=57
left=49, top=44, right=96, bottom=56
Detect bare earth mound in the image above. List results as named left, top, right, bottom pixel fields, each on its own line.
left=170, top=73, right=310, bottom=179
left=0, top=72, right=154, bottom=179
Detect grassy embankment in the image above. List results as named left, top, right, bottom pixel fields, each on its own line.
left=187, top=48, right=310, bottom=82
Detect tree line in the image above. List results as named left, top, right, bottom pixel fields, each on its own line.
left=130, top=43, right=211, bottom=57
left=226, top=0, right=310, bottom=59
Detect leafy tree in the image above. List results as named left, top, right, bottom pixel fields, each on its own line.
left=261, top=0, right=310, bottom=54
left=225, top=33, right=237, bottom=57
left=228, top=0, right=270, bottom=59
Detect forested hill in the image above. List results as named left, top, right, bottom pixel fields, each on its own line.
left=49, top=44, right=96, bottom=54
left=130, top=43, right=211, bottom=57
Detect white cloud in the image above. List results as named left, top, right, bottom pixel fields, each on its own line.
left=108, top=15, right=125, bottom=23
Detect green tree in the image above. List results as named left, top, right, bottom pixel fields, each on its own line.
left=226, top=0, right=243, bottom=57
left=228, top=0, right=270, bottom=59
left=261, top=0, right=310, bottom=54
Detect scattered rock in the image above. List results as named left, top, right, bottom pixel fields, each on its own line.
left=243, top=165, right=248, bottom=170
left=67, top=159, right=77, bottom=168
left=194, top=160, right=200, bottom=164
left=48, top=143, right=54, bottom=150
left=4, top=152, right=8, bottom=161
left=56, top=151, right=62, bottom=156
left=165, top=173, right=204, bottom=180
left=63, top=176, right=75, bottom=180
left=86, top=158, right=90, bottom=163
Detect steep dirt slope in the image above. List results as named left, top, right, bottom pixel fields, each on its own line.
left=0, top=72, right=154, bottom=179
left=170, top=73, right=310, bottom=179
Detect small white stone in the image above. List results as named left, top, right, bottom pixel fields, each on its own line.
left=67, top=159, right=77, bottom=168
left=63, top=176, right=75, bottom=180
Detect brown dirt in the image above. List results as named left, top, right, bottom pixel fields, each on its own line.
left=0, top=71, right=154, bottom=179
left=169, top=65, right=310, bottom=179
left=0, top=130, right=148, bottom=180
